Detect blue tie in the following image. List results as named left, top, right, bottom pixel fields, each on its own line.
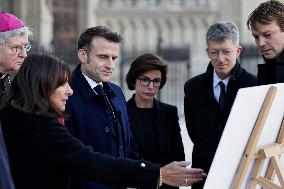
left=219, top=81, right=225, bottom=111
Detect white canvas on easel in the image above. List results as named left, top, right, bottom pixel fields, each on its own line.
left=203, top=83, right=284, bottom=189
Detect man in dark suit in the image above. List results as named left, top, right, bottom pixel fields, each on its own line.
left=65, top=26, right=138, bottom=189
left=0, top=12, right=33, bottom=189
left=247, top=0, right=284, bottom=85
left=184, top=21, right=257, bottom=189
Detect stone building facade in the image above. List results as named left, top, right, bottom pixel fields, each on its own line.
left=1, top=0, right=271, bottom=75
left=0, top=0, right=271, bottom=107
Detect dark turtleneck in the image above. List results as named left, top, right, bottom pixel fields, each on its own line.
left=257, top=52, right=284, bottom=85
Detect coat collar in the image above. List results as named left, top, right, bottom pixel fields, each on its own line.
left=203, top=60, right=242, bottom=84
left=263, top=51, right=284, bottom=65
left=127, top=94, right=165, bottom=125
left=72, top=65, right=116, bottom=101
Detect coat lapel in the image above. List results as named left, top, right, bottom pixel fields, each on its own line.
left=72, top=65, right=97, bottom=101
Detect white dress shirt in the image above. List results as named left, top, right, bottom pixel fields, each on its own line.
left=82, top=73, right=102, bottom=95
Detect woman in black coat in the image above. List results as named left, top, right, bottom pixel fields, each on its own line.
left=0, top=54, right=205, bottom=189
left=126, top=53, right=185, bottom=189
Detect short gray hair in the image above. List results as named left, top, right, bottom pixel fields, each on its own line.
left=0, top=26, right=33, bottom=44
left=206, top=21, right=239, bottom=45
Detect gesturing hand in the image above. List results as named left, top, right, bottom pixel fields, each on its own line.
left=160, top=161, right=206, bottom=187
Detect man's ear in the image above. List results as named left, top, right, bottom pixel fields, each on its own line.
left=206, top=48, right=210, bottom=57
left=78, top=49, right=88, bottom=64
left=236, top=46, right=242, bottom=57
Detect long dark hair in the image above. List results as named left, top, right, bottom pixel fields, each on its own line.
left=1, top=53, right=71, bottom=117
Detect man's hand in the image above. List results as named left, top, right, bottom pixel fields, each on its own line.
left=160, top=161, right=206, bottom=187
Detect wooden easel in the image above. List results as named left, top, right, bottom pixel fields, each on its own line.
left=231, top=86, right=284, bottom=189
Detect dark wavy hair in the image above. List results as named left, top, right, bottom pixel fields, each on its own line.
left=126, top=53, right=168, bottom=90
left=247, top=0, right=284, bottom=31
left=1, top=53, right=71, bottom=117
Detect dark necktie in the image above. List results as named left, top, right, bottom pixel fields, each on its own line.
left=219, top=81, right=225, bottom=111
left=0, top=78, right=5, bottom=94
left=94, top=85, right=116, bottom=121
left=94, top=85, right=125, bottom=157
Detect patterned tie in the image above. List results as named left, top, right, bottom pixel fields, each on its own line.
left=219, top=81, right=225, bottom=111
left=94, top=85, right=116, bottom=121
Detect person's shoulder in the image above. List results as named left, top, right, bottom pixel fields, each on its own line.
left=231, top=66, right=257, bottom=88
left=126, top=95, right=135, bottom=104
left=69, top=67, right=88, bottom=91
left=157, top=100, right=176, bottom=109
left=239, top=67, right=257, bottom=81
left=184, top=72, right=206, bottom=88
left=70, top=65, right=81, bottom=80
left=107, top=82, right=122, bottom=91
left=1, top=106, right=58, bottom=128
left=156, top=100, right=178, bottom=113
left=106, top=82, right=125, bottom=99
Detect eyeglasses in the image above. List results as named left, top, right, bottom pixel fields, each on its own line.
left=138, top=76, right=162, bottom=87
left=0, top=43, right=31, bottom=53
left=208, top=49, right=234, bottom=59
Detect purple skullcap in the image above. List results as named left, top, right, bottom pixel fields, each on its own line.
left=0, top=12, right=26, bottom=32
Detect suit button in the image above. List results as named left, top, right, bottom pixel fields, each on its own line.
left=140, top=163, right=146, bottom=167
left=105, top=126, right=110, bottom=133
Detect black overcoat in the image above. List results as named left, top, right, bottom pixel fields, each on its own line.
left=184, top=62, right=257, bottom=189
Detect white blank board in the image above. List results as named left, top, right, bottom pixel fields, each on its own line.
left=203, top=83, right=284, bottom=189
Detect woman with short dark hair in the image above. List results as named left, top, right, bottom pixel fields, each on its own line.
left=126, top=53, right=185, bottom=189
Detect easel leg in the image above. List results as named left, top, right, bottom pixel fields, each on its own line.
left=271, top=156, right=284, bottom=187
left=231, top=86, right=277, bottom=189
left=249, top=157, right=265, bottom=189
left=265, top=118, right=284, bottom=181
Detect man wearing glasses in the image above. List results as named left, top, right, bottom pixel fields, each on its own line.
left=184, top=21, right=257, bottom=189
left=0, top=12, right=33, bottom=189
left=0, top=12, right=32, bottom=96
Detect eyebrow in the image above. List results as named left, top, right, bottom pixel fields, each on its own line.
left=140, top=76, right=161, bottom=80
